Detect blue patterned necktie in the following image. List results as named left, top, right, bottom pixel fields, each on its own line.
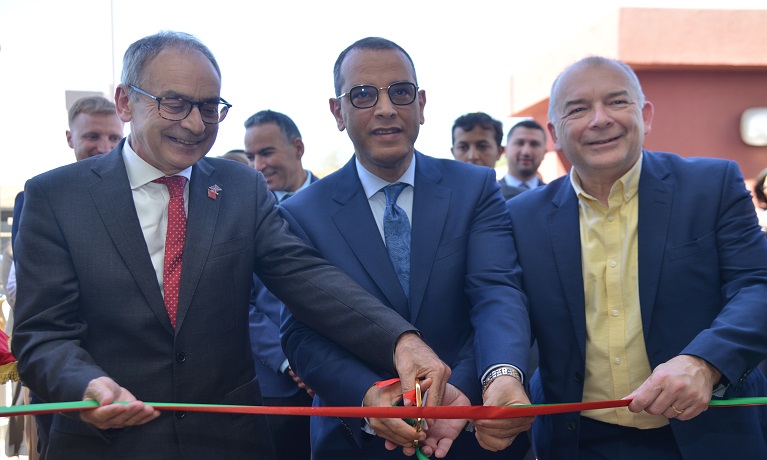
left=382, top=183, right=411, bottom=299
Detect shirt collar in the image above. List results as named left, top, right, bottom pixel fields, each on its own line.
left=274, top=170, right=312, bottom=201
left=355, top=154, right=416, bottom=199
left=122, top=137, right=193, bottom=190
left=570, top=151, right=643, bottom=205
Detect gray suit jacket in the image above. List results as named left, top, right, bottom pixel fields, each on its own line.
left=11, top=142, right=414, bottom=459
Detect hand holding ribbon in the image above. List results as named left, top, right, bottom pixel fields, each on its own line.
left=364, top=378, right=426, bottom=448
left=474, top=375, right=534, bottom=451
left=626, top=354, right=721, bottom=421
left=80, top=376, right=160, bottom=430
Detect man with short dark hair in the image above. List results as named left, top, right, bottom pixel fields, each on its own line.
left=12, top=31, right=449, bottom=459
left=450, top=112, right=504, bottom=169
left=280, top=36, right=533, bottom=460
left=245, top=109, right=319, bottom=460
left=500, top=119, right=547, bottom=199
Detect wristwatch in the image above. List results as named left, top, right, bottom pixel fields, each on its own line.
left=482, top=366, right=522, bottom=394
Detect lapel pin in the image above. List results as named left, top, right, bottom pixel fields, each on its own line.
left=208, top=184, right=222, bottom=200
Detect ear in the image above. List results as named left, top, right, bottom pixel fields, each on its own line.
left=115, top=85, right=134, bottom=123
left=641, top=101, right=654, bottom=136
left=417, top=89, right=426, bottom=125
left=496, top=145, right=505, bottom=161
left=292, top=137, right=305, bottom=160
left=329, top=98, right=345, bottom=131
left=547, top=120, right=562, bottom=153
left=66, top=130, right=74, bottom=149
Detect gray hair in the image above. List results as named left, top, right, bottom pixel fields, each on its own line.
left=120, top=31, right=221, bottom=100
left=548, top=56, right=645, bottom=123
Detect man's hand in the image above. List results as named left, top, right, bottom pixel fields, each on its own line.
left=80, top=377, right=160, bottom=430
left=626, top=354, right=721, bottom=421
left=402, top=383, right=471, bottom=458
left=287, top=367, right=315, bottom=398
left=473, top=376, right=534, bottom=451
left=364, top=380, right=426, bottom=448
left=394, top=332, right=451, bottom=410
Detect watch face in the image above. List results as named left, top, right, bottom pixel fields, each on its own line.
left=741, top=108, right=767, bottom=147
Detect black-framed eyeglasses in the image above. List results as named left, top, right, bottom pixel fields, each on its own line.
left=337, top=81, right=418, bottom=109
left=128, top=85, right=232, bottom=124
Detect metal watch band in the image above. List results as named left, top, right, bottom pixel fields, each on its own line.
left=482, top=366, right=522, bottom=394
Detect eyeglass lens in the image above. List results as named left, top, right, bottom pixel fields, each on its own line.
left=348, top=82, right=416, bottom=108
left=159, top=100, right=229, bottom=123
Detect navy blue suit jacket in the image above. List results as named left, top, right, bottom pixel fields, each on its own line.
left=279, top=152, right=531, bottom=459
left=11, top=143, right=416, bottom=459
left=249, top=172, right=319, bottom=398
left=507, top=151, right=767, bottom=460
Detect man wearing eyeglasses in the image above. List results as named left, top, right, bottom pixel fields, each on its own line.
left=278, top=37, right=533, bottom=459
left=12, top=31, right=450, bottom=459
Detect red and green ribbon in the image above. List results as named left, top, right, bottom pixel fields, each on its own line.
left=1, top=396, right=764, bottom=418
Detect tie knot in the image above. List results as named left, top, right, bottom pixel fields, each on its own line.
left=154, top=176, right=187, bottom=198
left=382, top=183, right=408, bottom=206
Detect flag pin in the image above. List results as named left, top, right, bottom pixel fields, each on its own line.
left=208, top=184, right=222, bottom=199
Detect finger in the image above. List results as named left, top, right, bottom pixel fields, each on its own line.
left=475, top=430, right=514, bottom=452
left=432, top=437, right=454, bottom=458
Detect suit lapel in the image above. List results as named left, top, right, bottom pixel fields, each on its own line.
left=331, top=159, right=410, bottom=318
left=409, top=153, right=449, bottom=323
left=549, top=179, right=588, bottom=360
left=89, top=147, right=171, bottom=334
left=636, top=152, right=673, bottom=337
left=175, top=160, right=221, bottom=330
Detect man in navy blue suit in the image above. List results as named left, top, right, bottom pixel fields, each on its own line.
left=279, top=37, right=533, bottom=459
left=245, top=109, right=319, bottom=460
left=507, top=56, right=767, bottom=460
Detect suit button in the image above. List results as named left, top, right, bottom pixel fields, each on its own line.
left=567, top=421, right=577, bottom=431
left=175, top=411, right=186, bottom=419
left=574, top=372, right=583, bottom=382
left=176, top=352, right=186, bottom=363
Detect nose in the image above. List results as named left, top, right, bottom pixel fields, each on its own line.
left=97, top=137, right=114, bottom=154
left=466, top=147, right=480, bottom=162
left=255, top=155, right=267, bottom=171
left=373, top=91, right=397, bottom=117
left=180, top=105, right=206, bottom=134
left=590, top=103, right=614, bottom=129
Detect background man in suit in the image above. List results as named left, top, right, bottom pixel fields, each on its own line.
left=507, top=56, right=767, bottom=459
left=245, top=109, right=319, bottom=460
left=9, top=94, right=125, bottom=460
left=245, top=109, right=318, bottom=202
left=500, top=119, right=546, bottom=199
left=450, top=111, right=504, bottom=169
left=279, top=37, right=533, bottom=460
left=11, top=31, right=449, bottom=459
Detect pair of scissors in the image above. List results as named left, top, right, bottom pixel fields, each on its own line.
left=413, top=380, right=423, bottom=448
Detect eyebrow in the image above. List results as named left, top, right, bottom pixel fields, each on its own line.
left=159, top=90, right=221, bottom=103
left=561, top=90, right=631, bottom=112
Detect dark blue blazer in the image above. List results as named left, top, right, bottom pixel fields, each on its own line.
left=249, top=172, right=319, bottom=398
left=507, top=151, right=767, bottom=460
left=279, top=152, right=531, bottom=459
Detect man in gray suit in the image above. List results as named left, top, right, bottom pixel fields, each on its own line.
left=11, top=31, right=448, bottom=459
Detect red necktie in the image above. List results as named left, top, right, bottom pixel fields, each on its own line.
left=153, top=176, right=187, bottom=328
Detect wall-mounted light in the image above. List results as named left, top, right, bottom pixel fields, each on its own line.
left=741, top=108, right=767, bottom=147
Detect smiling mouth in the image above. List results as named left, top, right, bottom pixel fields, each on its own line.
left=373, top=128, right=401, bottom=135
left=169, top=136, right=200, bottom=145
left=589, top=136, right=620, bottom=145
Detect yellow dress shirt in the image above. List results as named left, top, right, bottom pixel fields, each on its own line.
left=571, top=154, right=667, bottom=429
